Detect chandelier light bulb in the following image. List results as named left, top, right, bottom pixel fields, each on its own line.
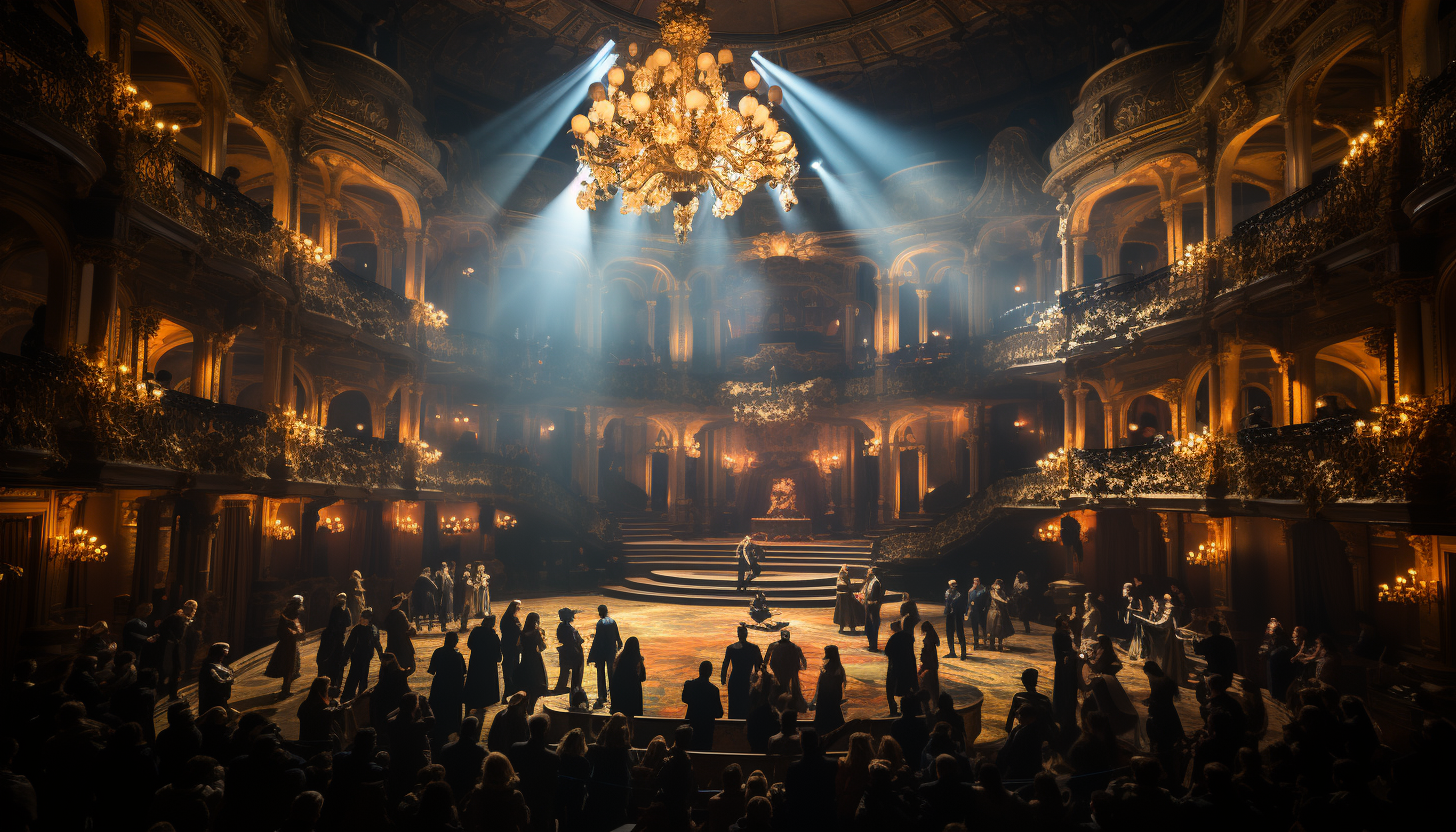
left=684, top=89, right=708, bottom=110
left=738, top=94, right=759, bottom=117
left=752, top=104, right=770, bottom=127
left=652, top=47, right=671, bottom=67
left=697, top=52, right=715, bottom=71
left=588, top=81, right=606, bottom=101
left=631, top=91, right=651, bottom=113
left=762, top=117, right=778, bottom=138
left=607, top=66, right=625, bottom=87
left=767, top=85, right=783, bottom=104
left=718, top=48, right=734, bottom=65
left=570, top=114, right=590, bottom=134
left=743, top=69, right=761, bottom=89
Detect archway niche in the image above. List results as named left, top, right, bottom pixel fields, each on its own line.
left=326, top=390, right=373, bottom=438
left=1124, top=394, right=1172, bottom=445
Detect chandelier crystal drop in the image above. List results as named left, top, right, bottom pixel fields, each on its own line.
left=570, top=0, right=799, bottom=241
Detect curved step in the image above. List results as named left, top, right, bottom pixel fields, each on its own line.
left=647, top=569, right=838, bottom=589
left=624, top=560, right=868, bottom=574
left=601, top=585, right=835, bottom=607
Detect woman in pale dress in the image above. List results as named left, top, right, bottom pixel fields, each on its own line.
left=1080, top=592, right=1100, bottom=646
left=985, top=579, right=1015, bottom=650
left=1135, top=594, right=1187, bottom=684
left=832, top=565, right=864, bottom=633
left=347, top=570, right=366, bottom=626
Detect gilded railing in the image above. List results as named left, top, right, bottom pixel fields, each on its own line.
left=0, top=5, right=112, bottom=147
left=875, top=394, right=1455, bottom=562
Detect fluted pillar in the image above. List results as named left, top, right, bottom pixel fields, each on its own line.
left=916, top=288, right=931, bottom=344
left=645, top=299, right=657, bottom=361
left=1071, top=235, right=1087, bottom=287
left=1074, top=387, right=1089, bottom=449
left=403, top=227, right=424, bottom=300
left=1060, top=380, right=1077, bottom=450
left=1218, top=337, right=1243, bottom=434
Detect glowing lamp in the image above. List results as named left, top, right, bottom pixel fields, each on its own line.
left=571, top=114, right=590, bottom=135
left=697, top=52, right=715, bottom=70
left=631, top=91, right=651, bottom=113
left=743, top=69, right=761, bottom=89
left=738, top=94, right=758, bottom=117
left=607, top=66, right=625, bottom=87
left=588, top=82, right=606, bottom=102
left=651, top=47, right=671, bottom=67
left=684, top=89, right=708, bottom=110
left=767, top=85, right=783, bottom=104
left=718, top=48, right=734, bottom=65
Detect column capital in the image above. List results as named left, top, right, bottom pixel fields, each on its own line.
left=915, top=288, right=931, bottom=300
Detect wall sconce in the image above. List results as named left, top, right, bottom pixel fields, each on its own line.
left=394, top=515, right=420, bottom=534
left=318, top=517, right=346, bottom=534
left=1036, top=520, right=1060, bottom=542
left=495, top=513, right=517, bottom=530
left=268, top=519, right=296, bottom=540
left=864, top=438, right=881, bottom=457
left=441, top=516, right=478, bottom=535
left=686, top=440, right=701, bottom=458
left=51, top=528, right=108, bottom=562
left=1035, top=447, right=1068, bottom=470
left=1013, top=419, right=1027, bottom=428
left=1379, top=569, right=1442, bottom=604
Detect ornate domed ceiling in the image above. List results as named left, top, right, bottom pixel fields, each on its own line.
left=593, top=0, right=903, bottom=36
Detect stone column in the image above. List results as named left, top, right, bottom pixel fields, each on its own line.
left=1059, top=232, right=1073, bottom=293
left=1074, top=387, right=1089, bottom=449
left=843, top=303, right=855, bottom=364
left=667, top=441, right=686, bottom=523
left=645, top=298, right=657, bottom=361
left=1292, top=346, right=1319, bottom=423
left=916, top=288, right=931, bottom=344
left=218, top=350, right=234, bottom=405
left=1071, top=235, right=1087, bottom=287
left=190, top=330, right=213, bottom=400
left=875, top=273, right=897, bottom=357
left=262, top=334, right=283, bottom=410
left=403, top=228, right=423, bottom=300
left=1102, top=399, right=1118, bottom=449
left=201, top=100, right=228, bottom=178
left=878, top=418, right=894, bottom=522
left=1060, top=380, right=1077, bottom=450
left=917, top=445, right=929, bottom=512
left=320, top=196, right=341, bottom=259
left=278, top=341, right=296, bottom=411
left=1161, top=200, right=1181, bottom=266
left=82, top=246, right=136, bottom=361
left=1284, top=89, right=1314, bottom=194
left=1218, top=337, right=1243, bottom=434
left=712, top=309, right=723, bottom=368
left=1382, top=281, right=1431, bottom=397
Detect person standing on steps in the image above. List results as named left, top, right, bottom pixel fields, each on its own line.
left=342, top=607, right=383, bottom=700
left=587, top=604, right=621, bottom=709
left=549, top=607, right=584, bottom=695
left=317, top=593, right=351, bottom=686
left=412, top=567, right=439, bottom=633
left=383, top=593, right=417, bottom=672
left=966, top=577, right=989, bottom=650
left=833, top=565, right=864, bottom=634
left=721, top=624, right=764, bottom=718
left=499, top=600, right=522, bottom=704
left=944, top=580, right=967, bottom=660
left=464, top=614, right=501, bottom=719
left=159, top=599, right=197, bottom=701
left=264, top=595, right=305, bottom=700
left=1013, top=570, right=1035, bottom=634
left=736, top=535, right=753, bottom=591
left=863, top=567, right=885, bottom=651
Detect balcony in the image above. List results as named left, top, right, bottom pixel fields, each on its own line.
left=1047, top=42, right=1205, bottom=181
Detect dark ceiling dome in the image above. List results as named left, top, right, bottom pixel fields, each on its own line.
left=594, top=0, right=904, bottom=36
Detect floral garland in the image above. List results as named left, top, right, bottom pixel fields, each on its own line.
left=720, top=377, right=834, bottom=424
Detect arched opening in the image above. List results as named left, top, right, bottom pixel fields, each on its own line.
left=1290, top=519, right=1357, bottom=639
left=129, top=33, right=208, bottom=169
left=1312, top=43, right=1385, bottom=176
left=1239, top=384, right=1274, bottom=428
left=689, top=274, right=712, bottom=370
left=327, top=390, right=372, bottom=438
left=0, top=210, right=49, bottom=356
left=1083, top=387, right=1106, bottom=449
left=1124, top=394, right=1172, bottom=445
left=602, top=279, right=647, bottom=364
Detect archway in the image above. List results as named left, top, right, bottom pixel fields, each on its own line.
left=1290, top=519, right=1357, bottom=638
left=1124, top=394, right=1172, bottom=445
left=326, top=390, right=373, bottom=438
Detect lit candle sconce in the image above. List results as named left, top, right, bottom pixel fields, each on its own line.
left=685, top=440, right=701, bottom=458
left=318, top=516, right=346, bottom=534
left=440, top=515, right=478, bottom=535
left=1036, top=520, right=1060, bottom=543
left=495, top=512, right=517, bottom=530
left=864, top=438, right=881, bottom=457
left=1186, top=541, right=1226, bottom=567
left=394, top=514, right=420, bottom=535
left=1378, top=568, right=1442, bottom=604
left=268, top=519, right=296, bottom=540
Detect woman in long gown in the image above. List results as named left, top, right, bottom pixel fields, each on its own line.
left=985, top=580, right=1015, bottom=650
left=610, top=636, right=646, bottom=717
left=264, top=596, right=305, bottom=699
left=1136, top=595, right=1187, bottom=684
left=1084, top=634, right=1137, bottom=737
left=464, top=615, right=501, bottom=717
left=812, top=645, right=846, bottom=736
left=1051, top=615, right=1078, bottom=734
left=516, top=611, right=549, bottom=701
left=833, top=566, right=864, bottom=633
left=499, top=600, right=522, bottom=703
left=917, top=620, right=941, bottom=705
left=347, top=570, right=366, bottom=626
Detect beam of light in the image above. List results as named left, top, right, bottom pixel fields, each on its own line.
left=815, top=161, right=893, bottom=229
left=751, top=54, right=925, bottom=179
left=473, top=42, right=616, bottom=207
left=489, top=172, right=594, bottom=337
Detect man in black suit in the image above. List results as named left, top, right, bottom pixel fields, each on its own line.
left=863, top=567, right=885, bottom=651
left=784, top=728, right=838, bottom=832
left=587, top=604, right=621, bottom=709
left=508, top=714, right=559, bottom=832
left=1194, top=620, right=1238, bottom=682
left=918, top=753, right=976, bottom=831
left=721, top=625, right=763, bottom=718
left=681, top=660, right=723, bottom=751
left=884, top=608, right=919, bottom=714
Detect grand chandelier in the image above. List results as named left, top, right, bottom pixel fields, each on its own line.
left=570, top=0, right=799, bottom=241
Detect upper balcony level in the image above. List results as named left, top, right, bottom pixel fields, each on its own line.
left=1046, top=42, right=1206, bottom=185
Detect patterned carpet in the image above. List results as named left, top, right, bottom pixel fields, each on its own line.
left=192, top=590, right=1285, bottom=749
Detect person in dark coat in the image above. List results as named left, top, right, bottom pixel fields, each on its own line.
left=587, top=604, right=621, bottom=709
left=427, top=631, right=467, bottom=751
left=499, top=600, right=522, bottom=703
left=412, top=568, right=439, bottom=632
left=682, top=660, right=724, bottom=751
left=610, top=636, right=645, bottom=717
left=517, top=612, right=550, bottom=700
left=465, top=615, right=502, bottom=716
left=1195, top=620, right=1238, bottom=683
left=197, top=642, right=234, bottom=716
left=296, top=676, right=340, bottom=745
left=440, top=716, right=487, bottom=807
left=159, top=599, right=197, bottom=701
left=966, top=578, right=989, bottom=650
left=488, top=692, right=530, bottom=753
left=889, top=695, right=930, bottom=763
left=113, top=668, right=158, bottom=743
left=370, top=652, right=412, bottom=731
left=944, top=580, right=968, bottom=660
left=550, top=607, right=585, bottom=695
left=884, top=611, right=919, bottom=714
left=583, top=714, right=632, bottom=830
left=785, top=728, right=839, bottom=832
left=122, top=603, right=159, bottom=669
left=1052, top=615, right=1079, bottom=738
left=316, top=593, right=351, bottom=685
left=508, top=714, right=559, bottom=832
left=766, top=629, right=808, bottom=712
left=342, top=608, right=382, bottom=701
left=385, top=692, right=434, bottom=803
left=863, top=568, right=885, bottom=651
left=1005, top=668, right=1054, bottom=733
left=382, top=594, right=417, bottom=673
left=263, top=596, right=305, bottom=700
left=722, top=625, right=763, bottom=719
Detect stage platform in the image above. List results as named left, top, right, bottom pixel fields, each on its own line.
left=604, top=536, right=873, bottom=607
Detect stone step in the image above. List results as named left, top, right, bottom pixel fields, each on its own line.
left=646, top=569, right=840, bottom=589
left=600, top=584, right=835, bottom=607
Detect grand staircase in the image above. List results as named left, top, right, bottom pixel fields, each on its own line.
left=601, top=520, right=872, bottom=607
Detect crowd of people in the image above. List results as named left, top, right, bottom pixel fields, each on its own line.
left=1, top=568, right=1449, bottom=832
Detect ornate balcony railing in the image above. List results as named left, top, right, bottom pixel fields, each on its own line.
left=0, top=5, right=112, bottom=149
left=292, top=258, right=419, bottom=347
left=0, top=351, right=610, bottom=543
left=874, top=395, right=1456, bottom=562
left=172, top=154, right=282, bottom=270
